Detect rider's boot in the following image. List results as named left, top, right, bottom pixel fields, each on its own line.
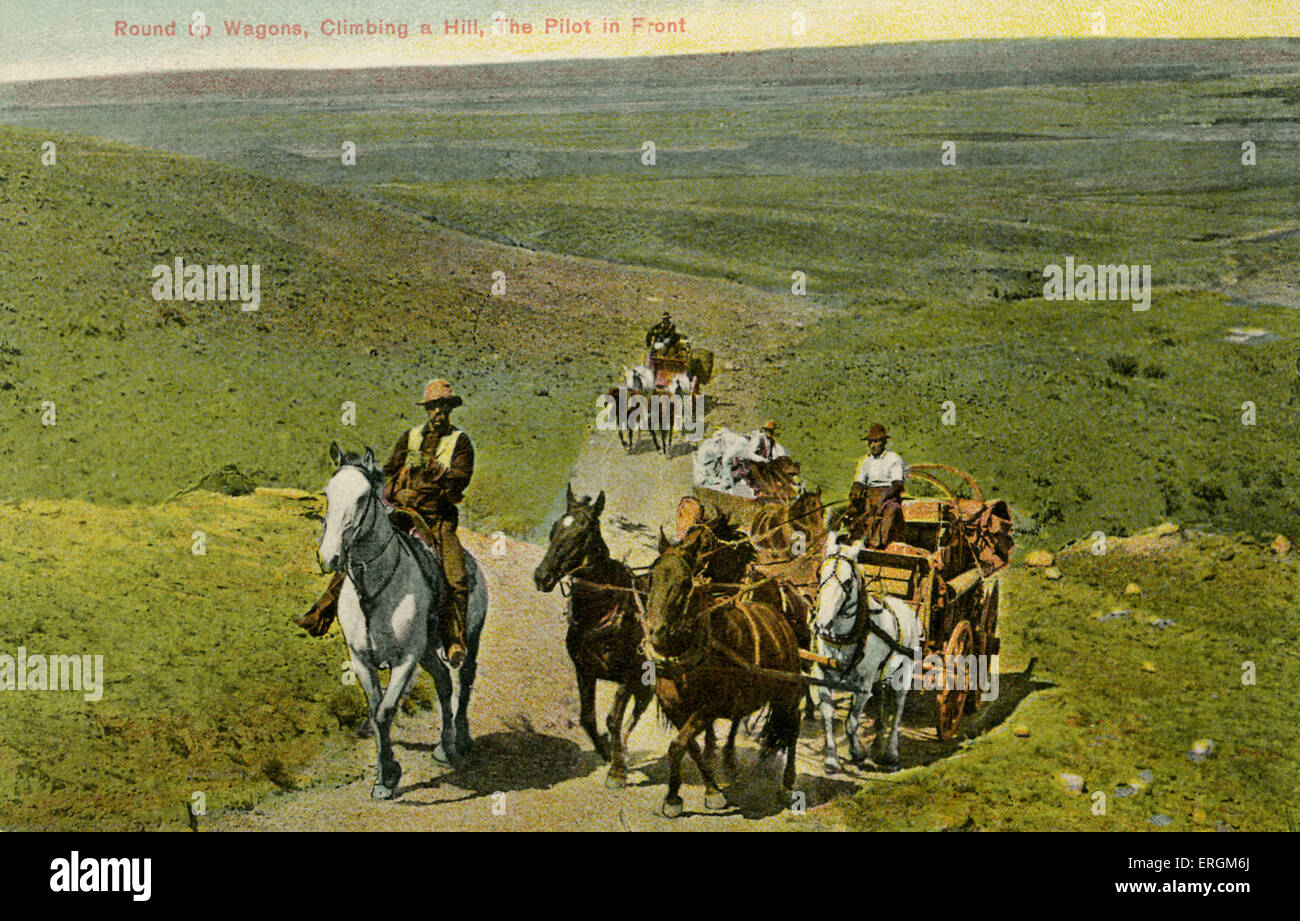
left=441, top=588, right=468, bottom=669
left=295, top=572, right=345, bottom=636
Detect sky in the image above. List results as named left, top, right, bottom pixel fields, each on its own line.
left=2, top=1, right=1298, bottom=82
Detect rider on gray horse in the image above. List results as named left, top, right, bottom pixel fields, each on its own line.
left=297, top=379, right=474, bottom=669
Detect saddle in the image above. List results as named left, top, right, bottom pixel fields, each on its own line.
left=394, top=528, right=446, bottom=604
left=387, top=507, right=477, bottom=598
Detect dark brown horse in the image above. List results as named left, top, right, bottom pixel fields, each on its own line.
left=534, top=486, right=653, bottom=787
left=644, top=531, right=803, bottom=817
left=682, top=508, right=814, bottom=702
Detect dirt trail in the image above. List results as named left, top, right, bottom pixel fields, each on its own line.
left=210, top=432, right=904, bottom=831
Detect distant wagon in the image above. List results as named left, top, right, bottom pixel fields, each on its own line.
left=691, top=456, right=802, bottom=528
left=648, top=343, right=713, bottom=395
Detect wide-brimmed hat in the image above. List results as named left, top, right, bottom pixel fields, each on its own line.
left=761, top=420, right=777, bottom=432
left=866, top=423, right=889, bottom=441
left=418, top=379, right=463, bottom=407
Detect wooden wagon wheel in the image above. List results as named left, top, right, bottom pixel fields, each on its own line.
left=935, top=619, right=973, bottom=741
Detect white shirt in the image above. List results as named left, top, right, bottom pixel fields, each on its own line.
left=854, top=449, right=906, bottom=487
left=745, top=432, right=788, bottom=462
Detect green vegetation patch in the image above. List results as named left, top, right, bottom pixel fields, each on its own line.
left=835, top=530, right=1299, bottom=831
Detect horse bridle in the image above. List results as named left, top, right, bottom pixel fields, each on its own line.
left=550, top=513, right=612, bottom=598
left=639, top=552, right=717, bottom=670
left=816, top=550, right=866, bottom=644
left=816, top=550, right=916, bottom=665
left=336, top=467, right=402, bottom=608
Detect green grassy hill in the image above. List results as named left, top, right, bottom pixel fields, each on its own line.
left=5, top=71, right=1298, bottom=546
left=0, top=125, right=627, bottom=534
left=0, top=490, right=362, bottom=830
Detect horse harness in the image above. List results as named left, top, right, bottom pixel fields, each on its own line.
left=641, top=561, right=815, bottom=683
left=557, top=524, right=640, bottom=627
left=817, top=550, right=915, bottom=677
left=340, top=465, right=447, bottom=612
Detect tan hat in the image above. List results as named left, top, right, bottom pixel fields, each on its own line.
left=866, top=423, right=889, bottom=441
left=761, top=420, right=777, bottom=432
left=418, top=379, right=462, bottom=407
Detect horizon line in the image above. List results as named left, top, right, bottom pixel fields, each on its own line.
left=5, top=34, right=1300, bottom=88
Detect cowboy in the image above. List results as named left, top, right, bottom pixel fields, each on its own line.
left=645, top=312, right=683, bottom=355
left=748, top=420, right=788, bottom=462
left=848, top=423, right=906, bottom=549
left=296, top=379, right=474, bottom=669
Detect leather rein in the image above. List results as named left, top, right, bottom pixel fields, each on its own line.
left=338, top=469, right=405, bottom=610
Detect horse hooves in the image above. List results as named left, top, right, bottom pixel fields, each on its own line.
left=355, top=722, right=374, bottom=739
left=604, top=772, right=626, bottom=790
left=455, top=730, right=473, bottom=758
left=823, top=760, right=841, bottom=776
left=661, top=797, right=684, bottom=818
left=432, top=744, right=453, bottom=767
left=372, top=762, right=403, bottom=798
left=874, top=757, right=901, bottom=773
left=850, top=751, right=869, bottom=766
left=704, top=791, right=728, bottom=811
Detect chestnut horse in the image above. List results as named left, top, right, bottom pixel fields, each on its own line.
left=644, top=531, right=803, bottom=817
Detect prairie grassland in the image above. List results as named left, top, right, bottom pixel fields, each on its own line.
left=1, top=48, right=1297, bottom=829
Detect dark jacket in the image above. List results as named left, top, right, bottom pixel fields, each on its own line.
left=646, top=320, right=680, bottom=350
left=382, top=423, right=474, bottom=524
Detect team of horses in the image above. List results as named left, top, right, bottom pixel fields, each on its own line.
left=534, top=483, right=919, bottom=817
left=606, top=365, right=695, bottom=454
left=317, top=446, right=919, bottom=815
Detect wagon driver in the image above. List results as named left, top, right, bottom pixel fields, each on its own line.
left=848, top=422, right=907, bottom=549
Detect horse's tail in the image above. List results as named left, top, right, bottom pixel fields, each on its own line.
left=758, top=697, right=800, bottom=759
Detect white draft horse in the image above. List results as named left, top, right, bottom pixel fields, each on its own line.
left=812, top=532, right=921, bottom=774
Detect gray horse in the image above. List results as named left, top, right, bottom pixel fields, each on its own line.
left=317, top=443, right=488, bottom=799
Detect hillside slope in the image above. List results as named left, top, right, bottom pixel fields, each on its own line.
left=0, top=125, right=813, bottom=533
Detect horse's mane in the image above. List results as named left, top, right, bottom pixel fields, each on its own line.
left=338, top=451, right=385, bottom=491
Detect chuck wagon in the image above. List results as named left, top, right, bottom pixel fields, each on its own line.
left=691, top=461, right=1013, bottom=742
left=832, top=464, right=1013, bottom=740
